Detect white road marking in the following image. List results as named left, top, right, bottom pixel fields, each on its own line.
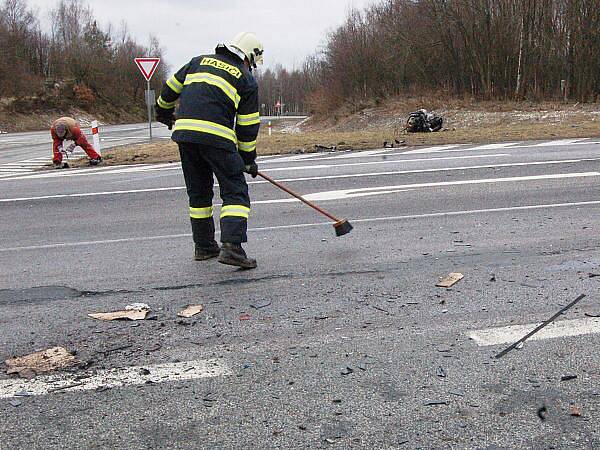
left=533, top=138, right=585, bottom=147
left=468, top=142, right=521, bottom=150
left=402, top=145, right=462, bottom=154
left=1, top=170, right=597, bottom=203
left=0, top=359, right=230, bottom=399
left=469, top=318, right=600, bottom=347
left=2, top=199, right=600, bottom=253
left=0, top=153, right=509, bottom=181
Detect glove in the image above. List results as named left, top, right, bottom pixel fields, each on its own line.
left=155, top=106, right=175, bottom=130
left=244, top=162, right=258, bottom=178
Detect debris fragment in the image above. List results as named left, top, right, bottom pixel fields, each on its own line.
left=9, top=400, right=22, bottom=407
left=5, top=347, right=77, bottom=378
left=436, top=366, right=447, bottom=378
left=239, top=314, right=251, bottom=321
left=561, top=375, right=578, bottom=382
left=584, top=312, right=600, bottom=318
left=177, top=304, right=204, bottom=318
left=537, top=406, right=548, bottom=421
left=341, top=367, right=354, bottom=376
left=490, top=273, right=496, bottom=282
left=88, top=304, right=150, bottom=321
left=436, top=273, right=464, bottom=288
left=424, top=400, right=447, bottom=406
left=570, top=405, right=582, bottom=417
left=250, top=300, right=272, bottom=310
left=495, top=293, right=587, bottom=358
left=588, top=273, right=600, bottom=278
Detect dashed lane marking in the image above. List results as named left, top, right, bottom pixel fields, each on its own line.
left=0, top=359, right=231, bottom=399
left=1, top=170, right=597, bottom=203
left=2, top=199, right=600, bottom=253
left=469, top=318, right=600, bottom=347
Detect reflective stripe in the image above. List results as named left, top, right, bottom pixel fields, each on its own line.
left=166, top=76, right=183, bottom=94
left=184, top=72, right=241, bottom=107
left=174, top=119, right=237, bottom=143
left=189, top=206, right=214, bottom=219
left=236, top=112, right=260, bottom=126
left=238, top=140, right=257, bottom=153
left=221, top=205, right=250, bottom=219
left=157, top=96, right=176, bottom=109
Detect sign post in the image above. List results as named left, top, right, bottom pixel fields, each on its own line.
left=134, top=57, right=161, bottom=141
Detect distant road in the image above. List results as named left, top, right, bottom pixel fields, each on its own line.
left=0, top=116, right=307, bottom=166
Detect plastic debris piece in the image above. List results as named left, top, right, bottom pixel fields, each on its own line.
left=561, top=375, right=578, bottom=382
left=177, top=304, right=204, bottom=318
left=239, top=314, right=251, bottom=321
left=5, top=347, right=76, bottom=378
left=436, top=273, right=464, bottom=288
left=89, top=303, right=150, bottom=321
left=88, top=309, right=149, bottom=321
left=570, top=405, right=582, bottom=417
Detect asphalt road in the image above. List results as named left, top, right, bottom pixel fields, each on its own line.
left=1, top=138, right=599, bottom=449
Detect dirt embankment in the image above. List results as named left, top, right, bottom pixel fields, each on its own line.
left=69, top=98, right=600, bottom=167
left=0, top=95, right=145, bottom=134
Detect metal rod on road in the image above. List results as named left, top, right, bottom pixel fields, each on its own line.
left=495, top=293, right=587, bottom=359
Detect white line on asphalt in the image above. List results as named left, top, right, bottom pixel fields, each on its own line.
left=533, top=138, right=585, bottom=147
left=0, top=359, right=230, bottom=399
left=2, top=199, right=600, bottom=252
left=402, top=145, right=462, bottom=154
left=0, top=153, right=509, bottom=181
left=469, top=318, right=600, bottom=347
left=1, top=170, right=597, bottom=203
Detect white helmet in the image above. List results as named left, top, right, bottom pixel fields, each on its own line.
left=230, top=32, right=264, bottom=69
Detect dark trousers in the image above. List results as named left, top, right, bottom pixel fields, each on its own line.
left=178, top=142, right=250, bottom=245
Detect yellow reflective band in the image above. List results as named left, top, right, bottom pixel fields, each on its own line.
left=157, top=96, right=176, bottom=109
left=184, top=72, right=241, bottom=107
left=220, top=205, right=250, bottom=219
left=238, top=140, right=257, bottom=153
left=189, top=206, right=214, bottom=219
left=166, top=76, right=183, bottom=94
left=200, top=57, right=242, bottom=79
left=174, top=119, right=237, bottom=143
left=236, top=112, right=260, bottom=126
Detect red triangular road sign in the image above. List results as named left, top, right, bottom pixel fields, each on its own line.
left=135, top=57, right=161, bottom=81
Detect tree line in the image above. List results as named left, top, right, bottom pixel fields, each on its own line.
left=257, top=0, right=600, bottom=115
left=0, top=0, right=166, bottom=114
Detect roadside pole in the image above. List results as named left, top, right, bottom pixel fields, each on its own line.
left=146, top=80, right=153, bottom=141
left=91, top=120, right=101, bottom=152
left=134, top=57, right=161, bottom=143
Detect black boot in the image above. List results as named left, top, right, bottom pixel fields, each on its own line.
left=218, top=243, right=257, bottom=269
left=194, top=242, right=220, bottom=261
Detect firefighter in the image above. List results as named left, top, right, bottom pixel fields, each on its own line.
left=155, top=32, right=263, bottom=269
left=51, top=117, right=102, bottom=168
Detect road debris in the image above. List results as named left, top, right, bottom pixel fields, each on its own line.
left=239, top=314, right=251, bottom=321
left=495, top=293, right=587, bottom=358
left=9, top=400, right=22, bottom=407
left=537, top=405, right=548, bottom=421
left=5, top=347, right=77, bottom=378
left=177, top=304, right=204, bottom=318
left=561, top=375, right=578, bottom=382
left=436, top=366, right=447, bottom=378
left=424, top=400, right=447, bottom=406
left=341, top=367, right=354, bottom=376
left=250, top=300, right=272, bottom=310
left=436, top=273, right=464, bottom=288
left=569, top=405, right=582, bottom=417
left=88, top=303, right=151, bottom=321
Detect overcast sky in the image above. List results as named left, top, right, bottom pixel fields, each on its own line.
left=27, top=0, right=376, bottom=72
